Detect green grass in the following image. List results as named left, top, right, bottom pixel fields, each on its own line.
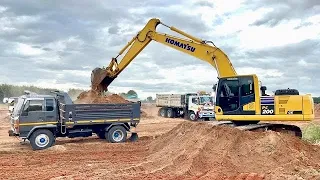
left=302, top=123, right=320, bottom=144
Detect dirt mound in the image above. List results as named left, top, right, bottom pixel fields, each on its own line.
left=74, top=90, right=148, bottom=117
left=315, top=103, right=320, bottom=115
left=140, top=121, right=320, bottom=179
left=74, top=90, right=129, bottom=104
left=141, top=111, right=148, bottom=118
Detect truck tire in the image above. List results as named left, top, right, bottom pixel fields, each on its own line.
left=29, top=129, right=55, bottom=150
left=159, top=107, right=167, bottom=117
left=167, top=108, right=175, bottom=118
left=106, top=126, right=127, bottom=143
left=188, top=111, right=197, bottom=121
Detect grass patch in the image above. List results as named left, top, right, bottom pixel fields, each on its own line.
left=302, top=123, right=320, bottom=144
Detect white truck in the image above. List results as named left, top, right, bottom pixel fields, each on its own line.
left=156, top=93, right=215, bottom=121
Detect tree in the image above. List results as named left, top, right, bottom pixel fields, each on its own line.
left=127, top=90, right=138, bottom=98
left=147, top=96, right=153, bottom=102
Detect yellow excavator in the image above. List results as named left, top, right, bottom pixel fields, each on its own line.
left=91, top=18, right=314, bottom=137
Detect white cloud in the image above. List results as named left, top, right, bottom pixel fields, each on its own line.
left=16, top=43, right=45, bottom=56
left=237, top=20, right=320, bottom=50
left=0, top=6, right=8, bottom=13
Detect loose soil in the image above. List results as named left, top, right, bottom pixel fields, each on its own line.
left=0, top=104, right=320, bottom=179
left=74, top=90, right=130, bottom=104
left=73, top=90, right=148, bottom=117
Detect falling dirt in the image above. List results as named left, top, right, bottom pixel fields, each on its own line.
left=1, top=104, right=320, bottom=179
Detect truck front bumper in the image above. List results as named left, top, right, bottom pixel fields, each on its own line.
left=198, top=111, right=215, bottom=118
left=8, top=130, right=18, bottom=136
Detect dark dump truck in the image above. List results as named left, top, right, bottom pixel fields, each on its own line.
left=8, top=91, right=140, bottom=150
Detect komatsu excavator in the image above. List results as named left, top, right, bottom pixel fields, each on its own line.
left=91, top=18, right=314, bottom=137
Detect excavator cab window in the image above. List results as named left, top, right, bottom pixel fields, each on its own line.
left=216, top=76, right=256, bottom=115
left=216, top=78, right=240, bottom=112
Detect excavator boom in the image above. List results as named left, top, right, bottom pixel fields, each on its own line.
left=91, top=18, right=236, bottom=92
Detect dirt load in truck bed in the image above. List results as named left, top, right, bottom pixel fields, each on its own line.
left=73, top=90, right=148, bottom=117
left=74, top=90, right=129, bottom=104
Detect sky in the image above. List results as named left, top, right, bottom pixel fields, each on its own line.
left=0, top=0, right=319, bottom=99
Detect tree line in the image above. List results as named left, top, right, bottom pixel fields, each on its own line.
left=314, top=97, right=320, bottom=104
left=0, top=84, right=141, bottom=102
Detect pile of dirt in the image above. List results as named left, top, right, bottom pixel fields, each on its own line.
left=74, top=90, right=130, bottom=104
left=315, top=103, right=320, bottom=116
left=141, top=111, right=148, bottom=118
left=74, top=90, right=148, bottom=117
left=137, top=121, right=320, bottom=179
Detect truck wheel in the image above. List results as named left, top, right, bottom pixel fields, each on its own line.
left=159, top=108, right=167, bottom=117
left=29, top=129, right=55, bottom=150
left=188, top=112, right=197, bottom=121
left=106, top=126, right=127, bottom=143
left=167, top=108, right=174, bottom=118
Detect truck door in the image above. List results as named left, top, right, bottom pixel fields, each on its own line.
left=44, top=98, right=57, bottom=122
left=19, top=98, right=45, bottom=137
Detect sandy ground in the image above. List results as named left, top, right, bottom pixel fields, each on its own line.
left=0, top=104, right=320, bottom=180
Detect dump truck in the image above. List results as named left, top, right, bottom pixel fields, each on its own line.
left=8, top=91, right=140, bottom=150
left=156, top=93, right=215, bottom=121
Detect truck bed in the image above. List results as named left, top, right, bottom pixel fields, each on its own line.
left=60, top=102, right=141, bottom=125
left=156, top=94, right=185, bottom=107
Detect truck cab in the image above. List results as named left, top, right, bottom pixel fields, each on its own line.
left=9, top=94, right=57, bottom=138
left=156, top=93, right=215, bottom=121
left=187, top=94, right=215, bottom=120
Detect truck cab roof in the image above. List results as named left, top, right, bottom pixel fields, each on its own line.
left=20, top=94, right=55, bottom=99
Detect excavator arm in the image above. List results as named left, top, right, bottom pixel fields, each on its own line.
left=91, top=18, right=237, bottom=93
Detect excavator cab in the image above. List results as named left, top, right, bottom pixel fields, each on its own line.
left=215, top=75, right=257, bottom=117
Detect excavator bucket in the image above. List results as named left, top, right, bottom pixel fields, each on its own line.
left=91, top=58, right=119, bottom=93
left=128, top=132, right=139, bottom=142
left=91, top=67, right=115, bottom=93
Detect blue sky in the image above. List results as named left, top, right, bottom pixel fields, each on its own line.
left=0, top=0, right=319, bottom=99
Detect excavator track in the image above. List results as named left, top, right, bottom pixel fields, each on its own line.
left=207, top=121, right=302, bottom=138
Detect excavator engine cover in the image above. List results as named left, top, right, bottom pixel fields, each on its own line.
left=91, top=67, right=115, bottom=93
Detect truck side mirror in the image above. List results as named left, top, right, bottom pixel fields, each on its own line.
left=3, top=97, right=8, bottom=104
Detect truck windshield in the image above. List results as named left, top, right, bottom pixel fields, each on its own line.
left=12, top=97, right=24, bottom=116
left=199, top=96, right=213, bottom=105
